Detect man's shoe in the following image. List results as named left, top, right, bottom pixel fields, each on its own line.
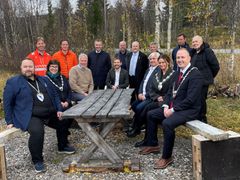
left=127, top=128, right=141, bottom=138
left=139, top=146, right=160, bottom=155
left=58, top=145, right=76, bottom=154
left=134, top=140, right=147, bottom=147
left=34, top=162, right=46, bottom=173
left=154, top=157, right=173, bottom=169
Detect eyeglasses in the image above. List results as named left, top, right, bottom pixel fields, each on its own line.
left=49, top=65, right=59, bottom=69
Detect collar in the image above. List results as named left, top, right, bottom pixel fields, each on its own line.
left=96, top=50, right=102, bottom=53
left=36, top=49, right=46, bottom=56
left=60, top=50, right=70, bottom=56
left=180, top=63, right=191, bottom=75
left=133, top=51, right=139, bottom=56
left=149, top=65, right=157, bottom=71
left=115, top=68, right=121, bottom=72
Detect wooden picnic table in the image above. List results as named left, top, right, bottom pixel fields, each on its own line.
left=61, top=88, right=139, bottom=172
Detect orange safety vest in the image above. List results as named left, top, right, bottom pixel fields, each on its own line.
left=52, top=50, right=78, bottom=78
left=27, top=49, right=52, bottom=76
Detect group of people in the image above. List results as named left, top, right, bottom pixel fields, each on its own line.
left=3, top=33, right=219, bottom=172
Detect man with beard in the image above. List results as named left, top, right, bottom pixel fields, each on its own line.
left=115, top=41, right=129, bottom=70
left=106, top=58, right=129, bottom=89
left=3, top=58, right=75, bottom=173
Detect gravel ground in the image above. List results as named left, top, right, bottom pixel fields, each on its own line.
left=5, top=125, right=193, bottom=180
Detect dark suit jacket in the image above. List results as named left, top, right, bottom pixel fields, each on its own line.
left=88, top=50, right=112, bottom=87
left=149, top=68, right=173, bottom=101
left=138, top=66, right=160, bottom=99
left=126, top=51, right=148, bottom=91
left=163, top=66, right=203, bottom=120
left=3, top=75, right=62, bottom=131
left=106, top=68, right=129, bottom=89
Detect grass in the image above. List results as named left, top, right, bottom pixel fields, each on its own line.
left=0, top=71, right=240, bottom=137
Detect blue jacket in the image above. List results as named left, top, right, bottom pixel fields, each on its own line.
left=3, top=75, right=62, bottom=131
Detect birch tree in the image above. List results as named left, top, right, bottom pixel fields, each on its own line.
left=154, top=0, right=161, bottom=48
left=167, top=0, right=173, bottom=52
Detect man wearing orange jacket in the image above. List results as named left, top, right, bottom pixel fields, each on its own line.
left=27, top=37, right=52, bottom=76
left=52, top=40, right=78, bottom=78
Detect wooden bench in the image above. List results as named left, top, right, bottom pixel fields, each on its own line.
left=0, top=122, right=21, bottom=180
left=184, top=120, right=240, bottom=180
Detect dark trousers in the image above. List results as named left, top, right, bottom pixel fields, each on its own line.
left=94, top=84, right=105, bottom=90
left=27, top=114, right=70, bottom=164
left=146, top=108, right=187, bottom=159
left=129, top=76, right=138, bottom=103
left=200, top=85, right=209, bottom=123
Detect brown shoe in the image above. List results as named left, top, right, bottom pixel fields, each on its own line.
left=139, top=146, right=160, bottom=155
left=154, top=157, right=173, bottom=169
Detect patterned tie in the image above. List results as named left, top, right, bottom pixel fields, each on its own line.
left=177, top=72, right=183, bottom=86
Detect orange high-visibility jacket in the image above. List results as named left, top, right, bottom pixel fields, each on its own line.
left=52, top=50, right=78, bottom=78
left=27, top=49, right=52, bottom=76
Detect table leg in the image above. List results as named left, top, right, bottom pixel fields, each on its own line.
left=78, top=121, right=122, bottom=164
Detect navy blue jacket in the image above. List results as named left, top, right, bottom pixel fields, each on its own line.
left=164, top=66, right=203, bottom=120
left=172, top=43, right=192, bottom=71
left=88, top=50, right=112, bottom=87
left=3, top=75, right=62, bottom=131
left=138, top=66, right=161, bottom=99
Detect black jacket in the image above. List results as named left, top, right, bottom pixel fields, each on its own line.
left=191, top=42, right=220, bottom=86
left=106, top=68, right=129, bottom=89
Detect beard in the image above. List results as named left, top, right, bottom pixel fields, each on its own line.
left=23, top=71, right=34, bottom=78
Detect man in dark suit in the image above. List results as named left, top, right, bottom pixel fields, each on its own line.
left=191, top=35, right=220, bottom=123
left=106, top=58, right=129, bottom=89
left=3, top=58, right=75, bottom=173
left=115, top=41, right=129, bottom=70
left=126, top=41, right=149, bottom=100
left=139, top=48, right=203, bottom=169
left=88, top=39, right=112, bottom=89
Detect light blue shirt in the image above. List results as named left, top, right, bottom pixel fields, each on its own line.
left=129, top=52, right=139, bottom=76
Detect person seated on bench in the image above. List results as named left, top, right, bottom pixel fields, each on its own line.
left=3, top=58, right=75, bottom=173
left=69, top=53, right=94, bottom=101
left=139, top=48, right=203, bottom=169
left=132, top=54, right=174, bottom=142
left=127, top=52, right=160, bottom=137
left=106, top=58, right=129, bottom=90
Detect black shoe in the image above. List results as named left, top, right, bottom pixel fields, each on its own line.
left=127, top=128, right=141, bottom=138
left=134, top=140, right=147, bottom=147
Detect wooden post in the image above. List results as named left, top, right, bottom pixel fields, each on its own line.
left=0, top=144, right=7, bottom=180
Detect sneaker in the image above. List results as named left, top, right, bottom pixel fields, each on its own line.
left=58, top=145, right=76, bottom=154
left=34, top=162, right=46, bottom=173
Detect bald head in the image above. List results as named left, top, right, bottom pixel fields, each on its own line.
left=119, top=41, right=127, bottom=53
left=192, top=35, right=203, bottom=50
left=176, top=48, right=191, bottom=70
left=131, top=41, right=140, bottom=53
left=21, top=58, right=35, bottom=78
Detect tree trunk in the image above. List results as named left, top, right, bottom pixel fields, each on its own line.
left=154, top=0, right=161, bottom=48
left=167, top=0, right=173, bottom=52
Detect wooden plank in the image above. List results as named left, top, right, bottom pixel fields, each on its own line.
left=0, top=144, right=7, bottom=180
left=0, top=127, right=21, bottom=144
left=185, top=120, right=229, bottom=141
left=82, top=89, right=115, bottom=118
left=96, top=89, right=123, bottom=118
left=108, top=89, right=134, bottom=118
left=78, top=123, right=122, bottom=163
left=78, top=121, right=119, bottom=163
left=62, top=90, right=105, bottom=118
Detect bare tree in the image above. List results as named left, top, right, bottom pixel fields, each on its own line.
left=154, top=0, right=161, bottom=48
left=167, top=0, right=173, bottom=52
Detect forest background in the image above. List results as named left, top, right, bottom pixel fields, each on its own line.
left=1, top=0, right=240, bottom=84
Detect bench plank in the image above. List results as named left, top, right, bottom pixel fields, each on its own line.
left=0, top=127, right=21, bottom=144
left=186, top=120, right=229, bottom=141
left=96, top=89, right=123, bottom=118
left=82, top=89, right=115, bottom=118
left=62, top=90, right=105, bottom=118
left=108, top=89, right=134, bottom=118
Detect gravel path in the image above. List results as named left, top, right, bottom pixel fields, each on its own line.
left=5, top=126, right=193, bottom=180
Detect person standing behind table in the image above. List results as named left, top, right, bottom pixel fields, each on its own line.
left=106, top=58, right=129, bottom=90
left=88, top=39, right=112, bottom=90
left=191, top=35, right=220, bottom=123
left=148, top=42, right=163, bottom=56
left=3, top=58, right=75, bottom=173
left=69, top=53, right=94, bottom=101
left=139, top=48, right=203, bottom=169
left=172, top=33, right=192, bottom=71
left=52, top=39, right=78, bottom=79
left=115, top=41, right=129, bottom=70
left=126, top=41, right=149, bottom=101
left=27, top=37, right=52, bottom=76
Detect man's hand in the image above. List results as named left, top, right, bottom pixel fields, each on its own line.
left=61, top=102, right=69, bottom=108
left=164, top=107, right=173, bottom=118
left=138, top=94, right=145, bottom=101
left=83, top=92, right=88, bottom=96
left=57, top=111, right=63, bottom=120
left=6, top=124, right=13, bottom=129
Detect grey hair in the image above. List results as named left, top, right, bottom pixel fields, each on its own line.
left=78, top=53, right=88, bottom=60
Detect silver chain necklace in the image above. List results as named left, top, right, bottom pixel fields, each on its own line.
left=155, top=70, right=175, bottom=90
left=27, top=80, right=44, bottom=102
left=172, top=67, right=197, bottom=98
left=46, top=75, right=64, bottom=91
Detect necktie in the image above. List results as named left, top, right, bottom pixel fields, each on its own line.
left=177, top=72, right=183, bottom=85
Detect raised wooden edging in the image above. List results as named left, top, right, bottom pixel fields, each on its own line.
left=185, top=120, right=229, bottom=141
left=0, top=125, right=21, bottom=180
